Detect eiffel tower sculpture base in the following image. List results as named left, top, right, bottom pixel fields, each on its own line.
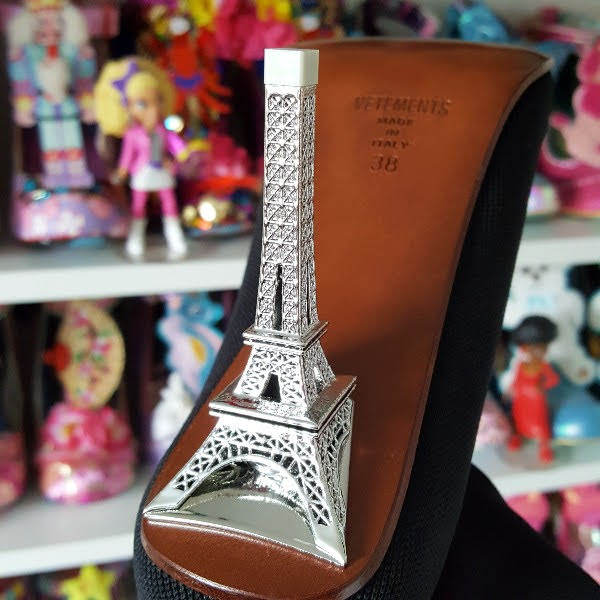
left=144, top=323, right=355, bottom=566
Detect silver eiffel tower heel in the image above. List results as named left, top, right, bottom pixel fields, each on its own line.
left=144, top=48, right=356, bottom=567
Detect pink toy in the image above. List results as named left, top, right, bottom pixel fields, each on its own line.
left=214, top=0, right=297, bottom=64
left=526, top=173, right=560, bottom=219
left=507, top=492, right=550, bottom=533
left=36, top=301, right=136, bottom=503
left=558, top=484, right=600, bottom=583
left=475, top=393, right=511, bottom=449
left=94, top=57, right=189, bottom=259
left=539, top=40, right=600, bottom=216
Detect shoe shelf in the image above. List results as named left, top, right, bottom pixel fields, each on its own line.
left=516, top=216, right=600, bottom=267
left=0, top=234, right=251, bottom=304
left=472, top=439, right=600, bottom=498
left=0, top=469, right=150, bottom=578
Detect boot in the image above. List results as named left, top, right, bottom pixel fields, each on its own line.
left=163, top=216, right=188, bottom=260
left=125, top=218, right=147, bottom=259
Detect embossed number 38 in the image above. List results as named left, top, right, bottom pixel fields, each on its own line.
left=370, top=155, right=398, bottom=173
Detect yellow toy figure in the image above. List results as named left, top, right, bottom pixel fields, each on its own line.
left=94, top=58, right=189, bottom=260
left=60, top=565, right=115, bottom=600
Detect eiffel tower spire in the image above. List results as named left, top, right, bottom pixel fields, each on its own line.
left=144, top=48, right=356, bottom=566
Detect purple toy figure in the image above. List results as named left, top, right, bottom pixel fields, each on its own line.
left=94, top=57, right=189, bottom=259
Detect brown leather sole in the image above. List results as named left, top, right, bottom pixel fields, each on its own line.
left=142, top=40, right=551, bottom=600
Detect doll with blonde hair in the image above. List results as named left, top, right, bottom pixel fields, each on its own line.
left=94, top=57, right=188, bottom=259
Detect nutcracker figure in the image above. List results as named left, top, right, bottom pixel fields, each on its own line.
left=7, top=0, right=95, bottom=189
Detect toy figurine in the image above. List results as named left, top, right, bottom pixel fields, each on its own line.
left=4, top=0, right=129, bottom=243
left=34, top=562, right=130, bottom=599
left=7, top=0, right=95, bottom=189
left=157, top=292, right=223, bottom=397
left=507, top=316, right=559, bottom=463
left=149, top=293, right=223, bottom=461
left=558, top=485, right=600, bottom=584
left=150, top=372, right=194, bottom=463
left=37, top=301, right=136, bottom=503
left=502, top=265, right=600, bottom=444
left=503, top=265, right=595, bottom=387
left=538, top=40, right=600, bottom=216
left=94, top=57, right=189, bottom=259
left=139, top=8, right=231, bottom=135
left=180, top=132, right=258, bottom=236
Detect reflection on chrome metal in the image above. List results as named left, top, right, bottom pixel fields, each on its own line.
left=144, top=48, right=356, bottom=567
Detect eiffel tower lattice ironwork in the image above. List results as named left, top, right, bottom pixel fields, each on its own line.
left=144, top=48, right=356, bottom=566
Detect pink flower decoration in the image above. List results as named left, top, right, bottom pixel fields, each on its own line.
left=215, top=0, right=297, bottom=63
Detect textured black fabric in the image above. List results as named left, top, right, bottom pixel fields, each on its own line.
left=134, top=71, right=596, bottom=599
left=433, top=466, right=600, bottom=599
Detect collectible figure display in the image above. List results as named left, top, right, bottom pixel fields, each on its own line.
left=506, top=316, right=559, bottom=463
left=179, top=132, right=258, bottom=237
left=37, top=301, right=136, bottom=503
left=149, top=292, right=223, bottom=462
left=137, top=3, right=260, bottom=239
left=538, top=40, right=600, bottom=217
left=138, top=7, right=232, bottom=135
left=94, top=57, right=189, bottom=259
left=503, top=265, right=595, bottom=387
left=502, top=265, right=600, bottom=445
left=5, top=0, right=129, bottom=243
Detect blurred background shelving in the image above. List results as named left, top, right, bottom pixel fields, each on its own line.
left=0, top=0, right=599, bottom=589
left=0, top=218, right=597, bottom=305
left=0, top=235, right=251, bottom=304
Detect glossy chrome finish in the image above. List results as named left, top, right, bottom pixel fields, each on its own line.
left=144, top=49, right=356, bottom=566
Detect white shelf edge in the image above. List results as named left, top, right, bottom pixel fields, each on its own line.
left=0, top=235, right=251, bottom=304
left=473, top=440, right=600, bottom=498
left=0, top=469, right=150, bottom=578
left=2, top=532, right=134, bottom=579
left=516, top=217, right=600, bottom=267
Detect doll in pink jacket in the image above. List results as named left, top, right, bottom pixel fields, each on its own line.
left=94, top=58, right=188, bottom=259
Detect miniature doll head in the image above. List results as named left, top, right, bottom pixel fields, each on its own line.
left=512, top=315, right=558, bottom=365
left=94, top=58, right=175, bottom=138
left=8, top=1, right=89, bottom=52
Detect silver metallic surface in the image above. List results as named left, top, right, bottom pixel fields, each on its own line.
left=145, top=57, right=356, bottom=566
